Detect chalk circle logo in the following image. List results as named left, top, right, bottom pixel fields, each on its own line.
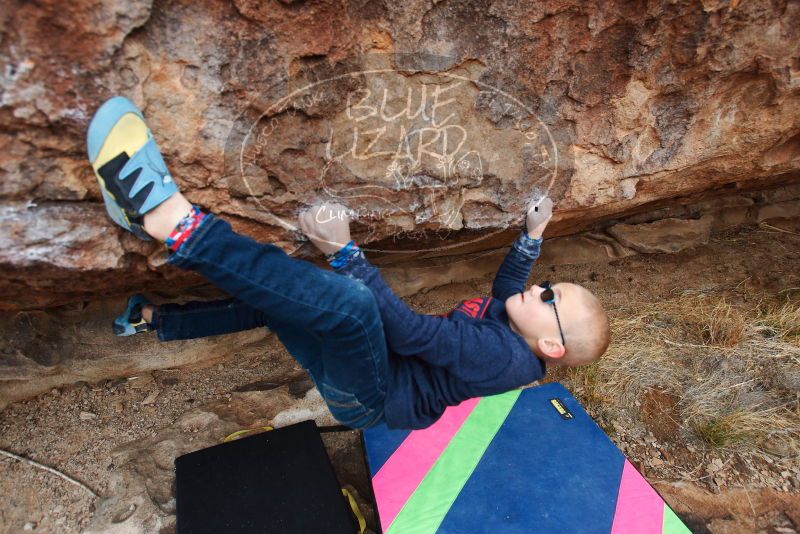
left=227, top=53, right=573, bottom=254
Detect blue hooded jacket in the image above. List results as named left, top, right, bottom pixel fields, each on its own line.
left=336, top=231, right=546, bottom=429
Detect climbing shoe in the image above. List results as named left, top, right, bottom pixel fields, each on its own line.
left=86, top=96, right=179, bottom=240
left=112, top=294, right=154, bottom=336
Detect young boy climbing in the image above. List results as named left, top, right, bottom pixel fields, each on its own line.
left=88, top=96, right=610, bottom=430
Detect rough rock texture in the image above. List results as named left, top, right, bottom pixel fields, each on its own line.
left=3, top=182, right=800, bottom=408
left=0, top=290, right=270, bottom=409
left=1, top=0, right=799, bottom=310
left=608, top=214, right=714, bottom=253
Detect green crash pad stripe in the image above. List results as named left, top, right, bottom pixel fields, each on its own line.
left=387, top=389, right=522, bottom=533
left=662, top=504, right=691, bottom=534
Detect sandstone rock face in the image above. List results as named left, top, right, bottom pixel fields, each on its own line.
left=608, top=215, right=714, bottom=254
left=0, top=292, right=270, bottom=408
left=1, top=0, right=799, bottom=310
left=2, top=159, right=798, bottom=410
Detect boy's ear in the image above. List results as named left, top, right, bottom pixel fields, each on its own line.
left=537, top=338, right=566, bottom=360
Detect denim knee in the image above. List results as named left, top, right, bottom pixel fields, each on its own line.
left=341, top=283, right=380, bottom=325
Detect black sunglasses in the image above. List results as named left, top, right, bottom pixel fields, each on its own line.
left=539, top=281, right=566, bottom=346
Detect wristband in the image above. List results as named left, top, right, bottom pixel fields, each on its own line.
left=327, top=240, right=362, bottom=269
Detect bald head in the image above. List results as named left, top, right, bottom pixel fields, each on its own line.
left=505, top=281, right=610, bottom=367
left=558, top=283, right=610, bottom=367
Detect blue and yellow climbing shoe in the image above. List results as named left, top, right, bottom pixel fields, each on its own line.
left=112, top=294, right=154, bottom=336
left=87, top=96, right=179, bottom=240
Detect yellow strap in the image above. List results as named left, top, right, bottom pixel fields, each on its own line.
left=221, top=426, right=274, bottom=443
left=342, top=488, right=366, bottom=534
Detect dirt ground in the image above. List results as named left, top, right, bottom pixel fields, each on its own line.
left=1, top=221, right=799, bottom=533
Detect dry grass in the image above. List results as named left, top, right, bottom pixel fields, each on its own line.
left=559, top=291, right=800, bottom=454
left=753, top=300, right=800, bottom=346
left=692, top=408, right=797, bottom=449
left=689, top=299, right=748, bottom=347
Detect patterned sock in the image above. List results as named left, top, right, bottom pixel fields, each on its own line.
left=165, top=205, right=207, bottom=252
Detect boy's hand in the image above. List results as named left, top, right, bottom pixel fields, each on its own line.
left=526, top=196, right=553, bottom=239
left=299, top=203, right=353, bottom=255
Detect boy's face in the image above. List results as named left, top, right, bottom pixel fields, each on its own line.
left=505, top=282, right=576, bottom=360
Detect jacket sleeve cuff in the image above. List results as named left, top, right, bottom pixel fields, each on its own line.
left=512, top=231, right=543, bottom=259
left=326, top=240, right=361, bottom=268
left=328, top=241, right=372, bottom=278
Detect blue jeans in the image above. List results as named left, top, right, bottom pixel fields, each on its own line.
left=154, top=213, right=389, bottom=429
